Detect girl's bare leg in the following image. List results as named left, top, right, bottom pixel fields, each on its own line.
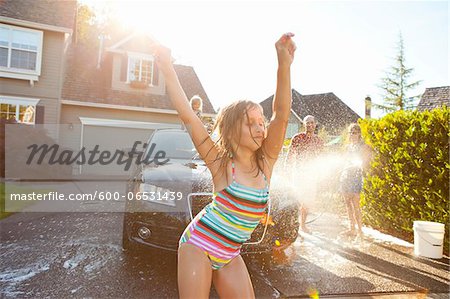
left=343, top=194, right=356, bottom=234
left=212, top=255, right=255, bottom=299
left=178, top=243, right=213, bottom=299
left=299, top=205, right=310, bottom=233
left=352, top=194, right=363, bottom=235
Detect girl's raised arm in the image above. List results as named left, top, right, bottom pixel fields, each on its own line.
left=263, top=33, right=296, bottom=163
left=154, top=46, right=220, bottom=169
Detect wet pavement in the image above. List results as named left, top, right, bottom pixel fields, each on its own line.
left=0, top=190, right=449, bottom=298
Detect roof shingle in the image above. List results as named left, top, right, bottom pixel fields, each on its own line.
left=417, top=86, right=450, bottom=111
left=0, top=0, right=76, bottom=30
left=62, top=43, right=215, bottom=114
left=260, top=90, right=360, bottom=135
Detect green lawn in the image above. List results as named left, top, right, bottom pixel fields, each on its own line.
left=0, top=182, right=52, bottom=220
left=0, top=183, right=11, bottom=219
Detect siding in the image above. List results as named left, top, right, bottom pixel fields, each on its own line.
left=37, top=97, right=59, bottom=139
left=0, top=30, right=66, bottom=99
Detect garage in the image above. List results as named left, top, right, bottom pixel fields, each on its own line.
left=79, top=117, right=180, bottom=176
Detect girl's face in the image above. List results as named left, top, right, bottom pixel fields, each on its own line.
left=349, top=127, right=361, bottom=143
left=235, top=106, right=266, bottom=151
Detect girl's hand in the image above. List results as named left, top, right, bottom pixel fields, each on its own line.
left=275, top=32, right=296, bottom=67
left=153, top=44, right=174, bottom=74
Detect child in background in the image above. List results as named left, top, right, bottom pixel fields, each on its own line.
left=190, top=95, right=203, bottom=119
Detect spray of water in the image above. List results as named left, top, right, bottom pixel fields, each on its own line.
left=271, top=151, right=351, bottom=211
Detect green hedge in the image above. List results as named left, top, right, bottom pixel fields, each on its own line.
left=360, top=107, right=449, bottom=254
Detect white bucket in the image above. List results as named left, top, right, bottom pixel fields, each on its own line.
left=413, top=221, right=445, bottom=259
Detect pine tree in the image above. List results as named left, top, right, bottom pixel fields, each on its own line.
left=376, top=33, right=421, bottom=112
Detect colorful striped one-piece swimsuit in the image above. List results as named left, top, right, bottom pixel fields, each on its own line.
left=179, top=161, right=270, bottom=270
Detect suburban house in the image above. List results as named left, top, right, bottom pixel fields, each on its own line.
left=60, top=33, right=215, bottom=175
left=417, top=86, right=449, bottom=111
left=260, top=89, right=360, bottom=138
left=0, top=0, right=77, bottom=138
left=1, top=0, right=216, bottom=177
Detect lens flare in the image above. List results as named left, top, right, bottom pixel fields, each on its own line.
left=260, top=213, right=275, bottom=226
left=307, top=287, right=320, bottom=299
left=271, top=151, right=348, bottom=208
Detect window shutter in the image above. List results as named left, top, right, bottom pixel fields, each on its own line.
left=35, top=105, right=45, bottom=124
left=152, top=63, right=159, bottom=86
left=120, top=54, right=128, bottom=82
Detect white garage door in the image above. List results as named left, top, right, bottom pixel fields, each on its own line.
left=80, top=118, right=179, bottom=176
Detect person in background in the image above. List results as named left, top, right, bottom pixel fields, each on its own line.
left=190, top=95, right=203, bottom=119
left=340, top=123, right=371, bottom=239
left=286, top=115, right=323, bottom=233
left=189, top=95, right=215, bottom=133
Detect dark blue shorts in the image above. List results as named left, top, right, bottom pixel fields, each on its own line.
left=341, top=177, right=362, bottom=193
left=340, top=168, right=363, bottom=193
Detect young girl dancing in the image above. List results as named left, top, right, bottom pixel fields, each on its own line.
left=154, top=32, right=296, bottom=299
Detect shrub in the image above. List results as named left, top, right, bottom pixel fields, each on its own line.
left=360, top=107, right=449, bottom=253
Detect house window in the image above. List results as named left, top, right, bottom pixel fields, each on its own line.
left=127, top=54, right=154, bottom=86
left=0, top=97, right=40, bottom=124
left=0, top=24, right=43, bottom=80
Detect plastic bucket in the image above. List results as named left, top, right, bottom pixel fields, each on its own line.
left=413, top=221, right=445, bottom=259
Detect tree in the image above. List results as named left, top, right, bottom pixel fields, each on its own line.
left=75, top=3, right=131, bottom=48
left=376, top=33, right=421, bottom=112
left=75, top=3, right=99, bottom=47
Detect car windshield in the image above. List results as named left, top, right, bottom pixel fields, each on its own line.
left=145, top=130, right=199, bottom=160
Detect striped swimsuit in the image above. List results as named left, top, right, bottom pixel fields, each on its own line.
left=179, top=161, right=270, bottom=270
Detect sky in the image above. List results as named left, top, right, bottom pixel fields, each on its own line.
left=82, top=0, right=449, bottom=118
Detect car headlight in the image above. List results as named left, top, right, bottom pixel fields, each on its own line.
left=136, top=183, right=182, bottom=207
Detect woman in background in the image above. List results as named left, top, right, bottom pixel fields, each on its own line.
left=340, top=123, right=371, bottom=239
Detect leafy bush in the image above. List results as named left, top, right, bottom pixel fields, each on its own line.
left=360, top=107, right=449, bottom=254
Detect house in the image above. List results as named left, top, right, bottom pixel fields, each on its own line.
left=61, top=33, right=215, bottom=175
left=260, top=89, right=360, bottom=138
left=1, top=0, right=216, bottom=177
left=417, top=86, right=449, bottom=111
left=0, top=0, right=77, bottom=138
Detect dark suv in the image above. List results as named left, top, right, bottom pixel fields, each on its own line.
left=122, top=128, right=299, bottom=256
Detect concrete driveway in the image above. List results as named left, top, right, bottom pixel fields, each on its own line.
left=1, top=182, right=449, bottom=298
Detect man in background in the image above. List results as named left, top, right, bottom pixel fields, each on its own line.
left=286, top=115, right=324, bottom=233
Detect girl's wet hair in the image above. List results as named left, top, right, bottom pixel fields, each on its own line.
left=203, top=100, right=270, bottom=179
left=347, top=123, right=362, bottom=144
left=348, top=123, right=361, bottom=133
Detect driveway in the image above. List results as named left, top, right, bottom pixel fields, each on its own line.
left=0, top=182, right=449, bottom=298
